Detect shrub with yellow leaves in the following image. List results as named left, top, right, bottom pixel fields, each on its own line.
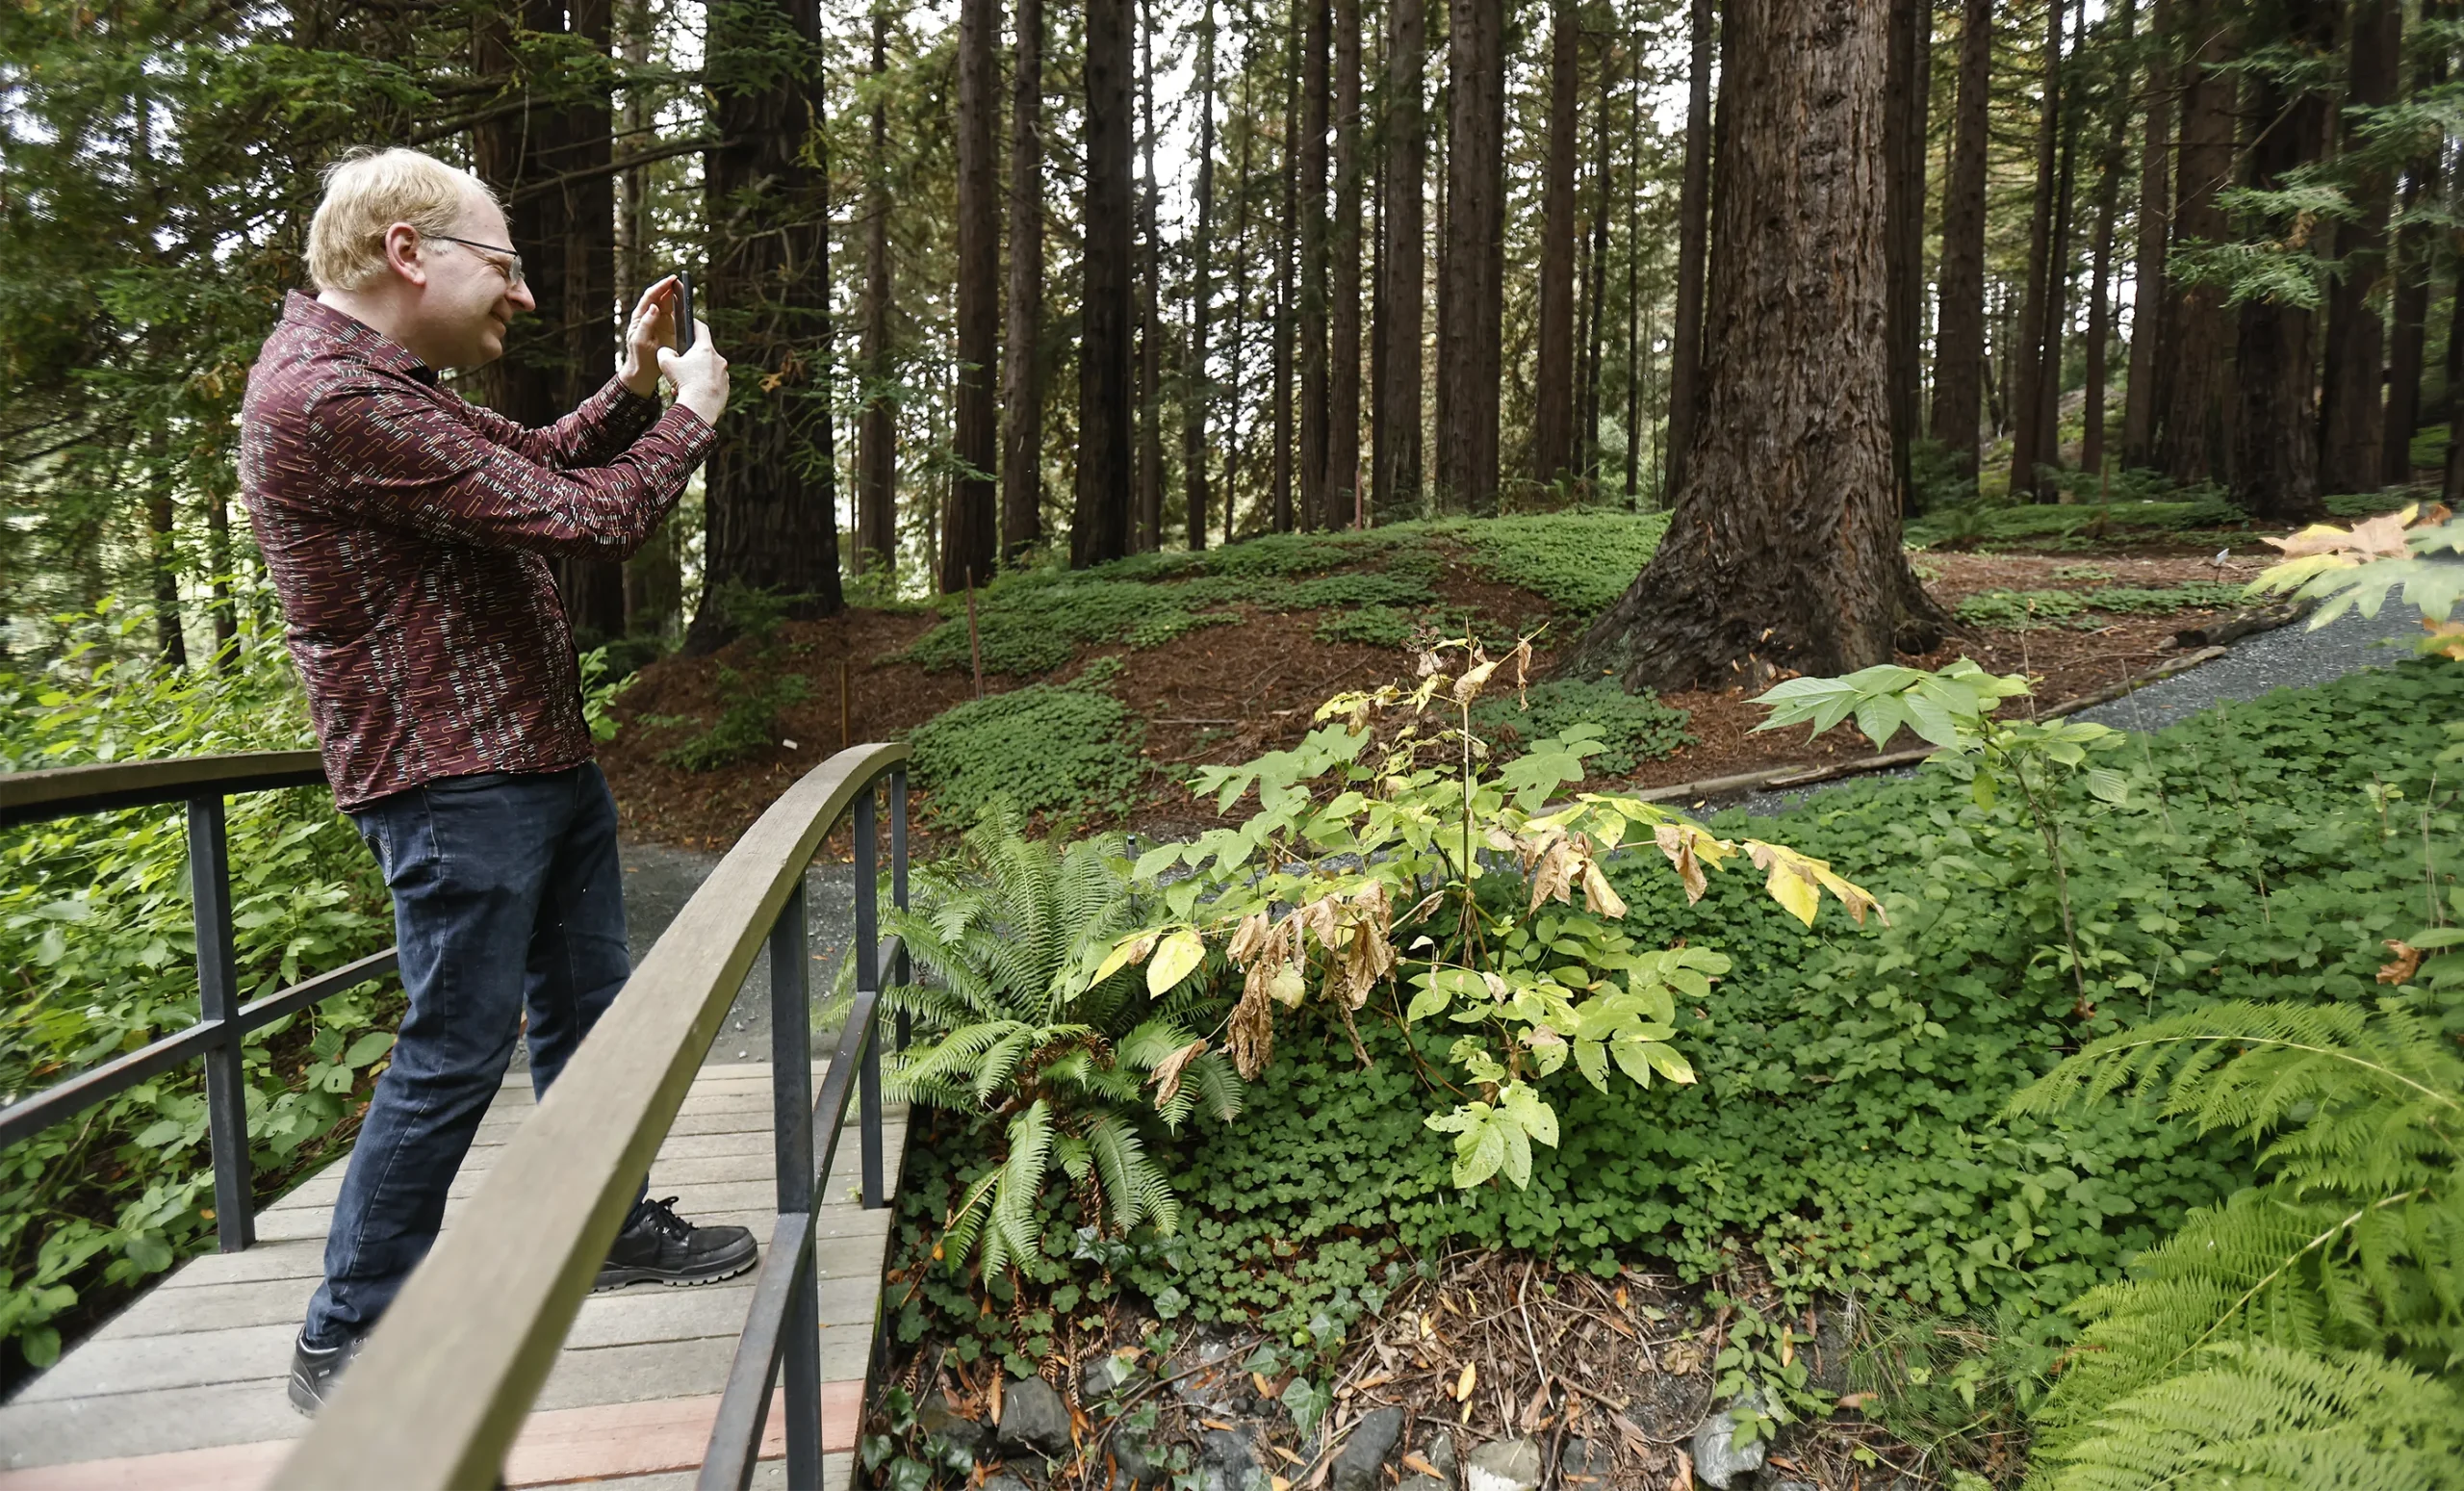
left=1102, top=636, right=1884, bottom=1191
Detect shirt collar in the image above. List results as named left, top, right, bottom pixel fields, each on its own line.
left=284, top=291, right=439, bottom=385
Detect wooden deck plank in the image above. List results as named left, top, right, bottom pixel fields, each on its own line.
left=1, top=1064, right=905, bottom=1486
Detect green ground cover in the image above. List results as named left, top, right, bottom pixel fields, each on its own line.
left=884, top=657, right=2464, bottom=1455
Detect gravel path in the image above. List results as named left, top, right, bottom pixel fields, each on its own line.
left=1734, top=601, right=2425, bottom=818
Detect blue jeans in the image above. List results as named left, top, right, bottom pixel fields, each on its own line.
left=301, top=763, right=634, bottom=1348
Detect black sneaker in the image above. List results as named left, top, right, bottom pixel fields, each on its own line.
left=594, top=1195, right=758, bottom=1291
left=287, top=1331, right=365, bottom=1416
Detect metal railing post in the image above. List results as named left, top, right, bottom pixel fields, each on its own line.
left=890, top=768, right=910, bottom=1052
left=766, top=880, right=823, bottom=1489
left=855, top=787, right=885, bottom=1209
left=187, top=795, right=255, bottom=1252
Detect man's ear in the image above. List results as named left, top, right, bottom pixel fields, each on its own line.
left=382, top=223, right=429, bottom=288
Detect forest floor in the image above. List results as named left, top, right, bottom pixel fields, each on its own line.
left=601, top=507, right=2304, bottom=854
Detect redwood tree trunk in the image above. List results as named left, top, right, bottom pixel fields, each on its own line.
left=1883, top=0, right=1930, bottom=512
left=945, top=0, right=1002, bottom=590
left=1298, top=0, right=1332, bottom=527
left=1272, top=5, right=1298, bottom=533
left=1436, top=0, right=1503, bottom=512
left=2318, top=0, right=2400, bottom=494
left=858, top=12, right=898, bottom=578
left=1533, top=0, right=1579, bottom=485
left=2008, top=0, right=2067, bottom=500
left=1002, top=0, right=1047, bottom=560
left=1183, top=0, right=1218, bottom=549
left=1563, top=0, right=1941, bottom=691
left=2231, top=0, right=2334, bottom=522
left=1072, top=0, right=1136, bottom=566
left=1136, top=6, right=1164, bottom=551
left=1664, top=0, right=1714, bottom=496
left=1373, top=0, right=1425, bottom=517
left=2384, top=12, right=2444, bottom=483
left=2119, top=0, right=2172, bottom=468
left=1330, top=0, right=1364, bottom=525
left=2160, top=3, right=2233, bottom=485
left=2079, top=0, right=2138, bottom=479
left=688, top=0, right=841, bottom=648
left=1929, top=0, right=1991, bottom=481
left=1582, top=62, right=1614, bottom=476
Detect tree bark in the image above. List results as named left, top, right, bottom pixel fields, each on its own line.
left=1929, top=0, right=1991, bottom=482
left=1624, top=55, right=1644, bottom=504
left=2119, top=0, right=2173, bottom=469
left=1533, top=0, right=1579, bottom=486
left=688, top=0, right=842, bottom=649
left=2028, top=0, right=2086, bottom=501
left=1563, top=0, right=1941, bottom=691
left=2079, top=0, right=2139, bottom=479
left=857, top=10, right=899, bottom=578
left=615, top=0, right=678, bottom=633
left=1183, top=0, right=1219, bottom=550
left=1003, top=0, right=1048, bottom=560
left=1330, top=0, right=1364, bottom=526
left=1665, top=0, right=1714, bottom=496
left=2318, top=0, right=2400, bottom=494
left=1273, top=0, right=1299, bottom=532
left=1225, top=0, right=1259, bottom=544
left=1136, top=2, right=1165, bottom=552
left=1074, top=0, right=1137, bottom=565
left=1884, top=0, right=1931, bottom=512
left=2384, top=6, right=2445, bottom=484
left=1374, top=0, right=1425, bottom=519
left=1298, top=0, right=1333, bottom=527
left=2160, top=1, right=2233, bottom=485
left=945, top=0, right=1002, bottom=590
left=1436, top=0, right=1503, bottom=512
left=2230, top=0, right=2334, bottom=522
left=1582, top=57, right=1614, bottom=478
left=2008, top=0, right=2067, bottom=501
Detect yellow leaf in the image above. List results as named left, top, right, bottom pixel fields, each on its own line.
left=1093, top=931, right=1159, bottom=985
left=1147, top=927, right=1207, bottom=995
left=1581, top=861, right=1628, bottom=917
left=1454, top=1361, right=1478, bottom=1401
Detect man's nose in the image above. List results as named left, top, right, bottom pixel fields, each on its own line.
left=508, top=279, right=537, bottom=315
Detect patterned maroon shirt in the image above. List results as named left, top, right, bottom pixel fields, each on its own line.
left=241, top=293, right=714, bottom=810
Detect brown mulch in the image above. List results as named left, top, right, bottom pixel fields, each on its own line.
left=884, top=1253, right=1990, bottom=1490
left=599, top=550, right=2272, bottom=852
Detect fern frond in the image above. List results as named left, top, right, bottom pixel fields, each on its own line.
left=981, top=1098, right=1055, bottom=1275
left=2034, top=1343, right=2464, bottom=1491
left=1085, top=1112, right=1182, bottom=1236
left=1188, top=1051, right=1246, bottom=1124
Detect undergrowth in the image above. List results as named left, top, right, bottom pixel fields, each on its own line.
left=1472, top=677, right=1695, bottom=774
left=1954, top=581, right=2247, bottom=630
left=905, top=672, right=1149, bottom=826
left=886, top=658, right=2464, bottom=1430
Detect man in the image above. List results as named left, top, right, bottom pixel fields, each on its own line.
left=240, top=147, right=748, bottom=1415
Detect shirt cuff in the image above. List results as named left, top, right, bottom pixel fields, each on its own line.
left=651, top=401, right=717, bottom=461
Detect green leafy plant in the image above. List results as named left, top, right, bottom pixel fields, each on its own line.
left=1110, top=636, right=1881, bottom=1192
left=1710, top=1298, right=1830, bottom=1451
left=1, top=603, right=397, bottom=1373
left=657, top=667, right=808, bottom=771
left=905, top=678, right=1148, bottom=826
left=577, top=645, right=640, bottom=743
left=1473, top=677, right=1694, bottom=776
left=1314, top=604, right=1422, bottom=648
left=885, top=808, right=1243, bottom=1280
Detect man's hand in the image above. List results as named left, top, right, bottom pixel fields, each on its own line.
left=617, top=277, right=680, bottom=398
left=657, top=323, right=729, bottom=425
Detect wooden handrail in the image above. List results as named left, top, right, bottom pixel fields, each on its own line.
left=274, top=742, right=911, bottom=1491
left=0, top=749, right=326, bottom=828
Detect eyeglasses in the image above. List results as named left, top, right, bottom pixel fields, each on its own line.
left=426, top=233, right=526, bottom=291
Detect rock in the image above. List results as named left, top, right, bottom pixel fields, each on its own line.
left=1109, top=1424, right=1163, bottom=1487
left=1081, top=1350, right=1142, bottom=1400
left=1329, top=1405, right=1405, bottom=1491
left=1417, top=1431, right=1459, bottom=1487
left=1462, top=1437, right=1544, bottom=1491
left=1806, top=1298, right=1858, bottom=1395
left=1690, top=1385, right=1770, bottom=1490
left=997, top=1374, right=1073, bottom=1459
left=1557, top=1435, right=1614, bottom=1485
left=1200, top=1425, right=1272, bottom=1491
left=1773, top=1482, right=1821, bottom=1491
left=917, top=1392, right=990, bottom=1462
left=1399, top=1481, right=1450, bottom=1491
left=982, top=1478, right=1034, bottom=1491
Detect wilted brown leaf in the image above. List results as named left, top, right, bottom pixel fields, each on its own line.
left=1226, top=912, right=1270, bottom=966
left=1149, top=1039, right=1209, bottom=1111
left=1452, top=653, right=1503, bottom=707
left=2424, top=620, right=2464, bottom=661
left=2378, top=940, right=2425, bottom=986
left=1582, top=860, right=1629, bottom=917
left=1227, top=980, right=1275, bottom=1079
left=2261, top=506, right=2416, bottom=562
left=1655, top=822, right=1709, bottom=905
left=1529, top=836, right=1581, bottom=913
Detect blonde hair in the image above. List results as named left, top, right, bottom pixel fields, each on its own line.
left=306, top=147, right=500, bottom=293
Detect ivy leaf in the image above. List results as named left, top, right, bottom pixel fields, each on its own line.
left=342, top=1032, right=395, bottom=1068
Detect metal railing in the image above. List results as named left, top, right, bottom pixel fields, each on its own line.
left=0, top=751, right=399, bottom=1252
left=275, top=742, right=911, bottom=1491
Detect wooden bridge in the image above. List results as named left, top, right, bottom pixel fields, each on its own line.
left=0, top=748, right=918, bottom=1490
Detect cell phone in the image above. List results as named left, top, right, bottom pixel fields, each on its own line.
left=674, top=272, right=695, bottom=353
